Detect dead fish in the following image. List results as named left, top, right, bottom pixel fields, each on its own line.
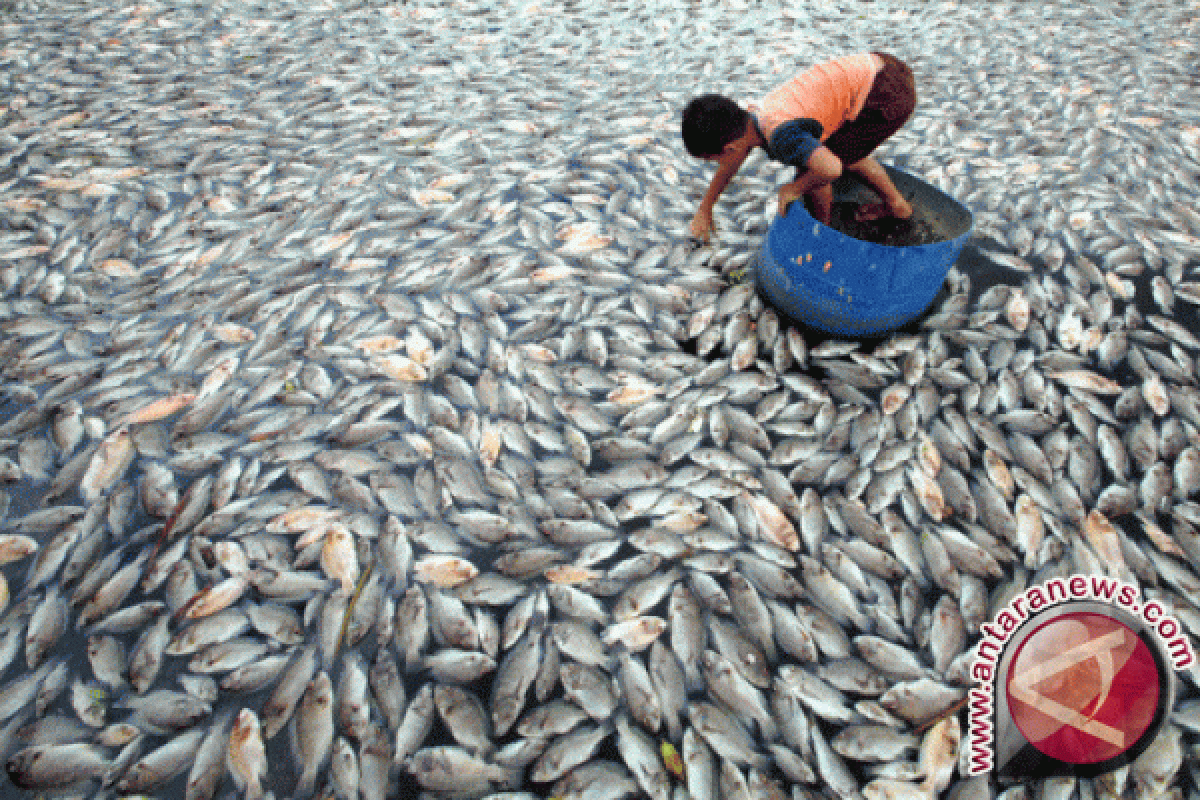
left=408, top=745, right=517, bottom=794
left=79, top=428, right=135, bottom=504
left=25, top=587, right=67, bottom=669
left=185, top=712, right=233, bottom=800
left=117, top=727, right=206, bottom=792
left=227, top=708, right=268, bottom=800
left=292, top=671, right=335, bottom=795
left=7, top=742, right=109, bottom=789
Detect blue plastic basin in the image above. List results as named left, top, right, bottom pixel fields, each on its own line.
left=754, top=165, right=973, bottom=337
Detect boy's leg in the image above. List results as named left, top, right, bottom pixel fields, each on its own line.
left=779, top=149, right=842, bottom=223
left=777, top=170, right=830, bottom=222
left=823, top=52, right=916, bottom=221
left=847, top=156, right=912, bottom=221
left=804, top=184, right=834, bottom=225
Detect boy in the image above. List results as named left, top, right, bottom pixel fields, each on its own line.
left=682, top=52, right=916, bottom=242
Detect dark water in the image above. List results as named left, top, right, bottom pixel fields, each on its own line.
left=826, top=200, right=942, bottom=248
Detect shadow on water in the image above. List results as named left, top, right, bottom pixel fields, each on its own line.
left=956, top=237, right=1030, bottom=300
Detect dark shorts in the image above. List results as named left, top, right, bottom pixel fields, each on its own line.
left=823, top=52, right=916, bottom=166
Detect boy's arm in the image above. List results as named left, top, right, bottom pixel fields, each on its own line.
left=691, top=143, right=753, bottom=241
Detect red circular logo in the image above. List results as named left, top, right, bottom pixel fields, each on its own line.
left=1005, top=612, right=1160, bottom=764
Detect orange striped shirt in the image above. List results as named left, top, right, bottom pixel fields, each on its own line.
left=749, top=53, right=882, bottom=142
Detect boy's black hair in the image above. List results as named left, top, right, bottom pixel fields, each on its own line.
left=681, top=94, right=750, bottom=158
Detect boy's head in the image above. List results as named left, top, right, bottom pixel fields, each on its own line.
left=682, top=94, right=749, bottom=160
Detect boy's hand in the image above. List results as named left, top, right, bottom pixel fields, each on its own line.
left=690, top=208, right=716, bottom=242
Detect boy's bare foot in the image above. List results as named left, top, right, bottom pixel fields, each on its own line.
left=855, top=197, right=913, bottom=223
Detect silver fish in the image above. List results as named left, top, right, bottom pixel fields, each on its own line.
left=7, top=742, right=109, bottom=789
